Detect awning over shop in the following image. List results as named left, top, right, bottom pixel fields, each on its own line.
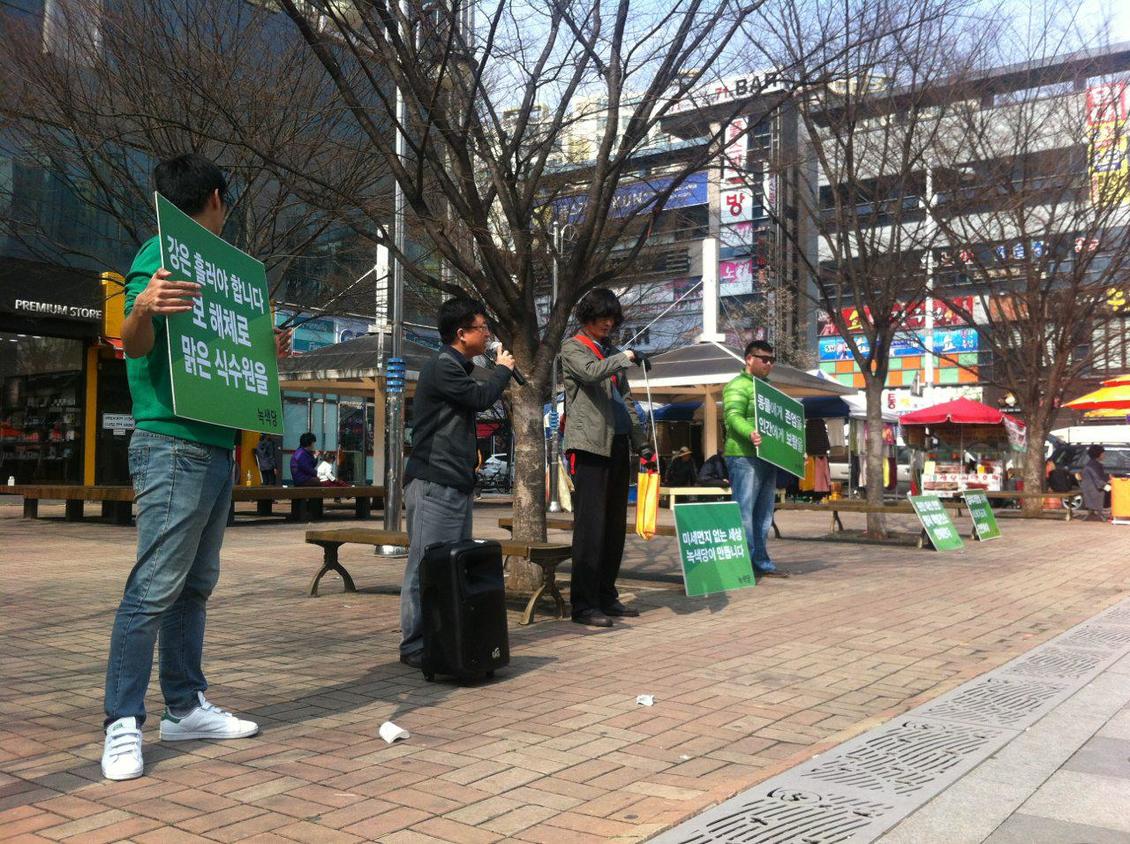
left=278, top=333, right=436, bottom=396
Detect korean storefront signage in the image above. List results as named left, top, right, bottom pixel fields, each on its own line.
left=156, top=194, right=283, bottom=434
left=673, top=502, right=756, bottom=596
left=751, top=377, right=805, bottom=477
left=552, top=171, right=708, bottom=224
left=1087, top=82, right=1129, bottom=205
left=908, top=495, right=965, bottom=551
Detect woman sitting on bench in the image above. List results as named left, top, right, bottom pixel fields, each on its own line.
left=291, top=433, right=348, bottom=487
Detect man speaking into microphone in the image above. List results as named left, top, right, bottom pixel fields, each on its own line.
left=399, top=297, right=514, bottom=668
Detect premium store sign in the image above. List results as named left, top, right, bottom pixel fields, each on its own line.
left=0, top=261, right=103, bottom=324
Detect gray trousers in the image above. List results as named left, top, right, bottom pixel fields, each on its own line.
left=400, top=478, right=474, bottom=656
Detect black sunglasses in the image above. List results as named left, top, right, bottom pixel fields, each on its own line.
left=750, top=354, right=776, bottom=364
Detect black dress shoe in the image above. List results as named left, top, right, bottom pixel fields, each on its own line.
left=758, top=568, right=791, bottom=579
left=603, top=602, right=640, bottom=617
left=399, top=652, right=423, bottom=668
left=572, top=610, right=614, bottom=628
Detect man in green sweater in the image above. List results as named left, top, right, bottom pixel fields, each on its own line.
left=102, top=154, right=277, bottom=781
left=723, top=339, right=789, bottom=579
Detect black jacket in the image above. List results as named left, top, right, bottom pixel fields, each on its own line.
left=405, top=346, right=511, bottom=493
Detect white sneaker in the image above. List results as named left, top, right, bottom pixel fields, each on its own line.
left=159, top=692, right=259, bottom=741
left=102, top=717, right=144, bottom=781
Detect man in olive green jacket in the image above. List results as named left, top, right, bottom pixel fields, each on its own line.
left=723, top=339, right=789, bottom=578
left=561, top=288, right=653, bottom=627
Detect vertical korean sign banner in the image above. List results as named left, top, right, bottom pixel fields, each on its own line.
left=1087, top=82, right=1129, bottom=205
left=752, top=377, right=805, bottom=477
left=156, top=193, right=284, bottom=434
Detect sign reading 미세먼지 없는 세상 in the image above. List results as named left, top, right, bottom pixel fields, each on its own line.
left=156, top=193, right=283, bottom=435
left=674, top=501, right=757, bottom=597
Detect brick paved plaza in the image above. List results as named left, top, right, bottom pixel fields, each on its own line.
left=2, top=500, right=1128, bottom=842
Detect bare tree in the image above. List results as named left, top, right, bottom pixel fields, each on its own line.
left=750, top=0, right=980, bottom=534
left=928, top=30, right=1130, bottom=513
left=255, top=0, right=775, bottom=569
left=0, top=0, right=384, bottom=317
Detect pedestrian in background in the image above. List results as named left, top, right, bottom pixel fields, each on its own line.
left=1080, top=445, right=1110, bottom=522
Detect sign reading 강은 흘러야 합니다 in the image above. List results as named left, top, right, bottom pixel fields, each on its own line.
left=751, top=377, right=806, bottom=478
left=156, top=193, right=283, bottom=435
left=908, top=494, right=965, bottom=551
left=673, top=501, right=756, bottom=597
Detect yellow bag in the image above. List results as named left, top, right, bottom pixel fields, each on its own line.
left=636, top=469, right=660, bottom=540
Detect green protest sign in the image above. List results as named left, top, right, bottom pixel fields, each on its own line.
left=752, top=377, right=805, bottom=477
left=908, top=494, right=965, bottom=551
left=962, top=490, right=1001, bottom=541
left=156, top=193, right=283, bottom=434
left=673, top=502, right=756, bottom=597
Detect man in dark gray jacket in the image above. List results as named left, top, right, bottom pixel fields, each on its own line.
left=562, top=288, right=652, bottom=627
left=400, top=297, right=514, bottom=666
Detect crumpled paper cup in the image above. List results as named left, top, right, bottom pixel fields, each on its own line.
left=379, top=721, right=410, bottom=743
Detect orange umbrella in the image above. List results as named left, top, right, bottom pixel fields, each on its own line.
left=1064, top=382, right=1130, bottom=411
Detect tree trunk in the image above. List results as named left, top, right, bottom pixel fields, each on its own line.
left=506, top=380, right=548, bottom=593
left=863, top=378, right=887, bottom=538
left=1019, top=411, right=1050, bottom=518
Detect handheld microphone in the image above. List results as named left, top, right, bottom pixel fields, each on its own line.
left=487, top=339, right=527, bottom=386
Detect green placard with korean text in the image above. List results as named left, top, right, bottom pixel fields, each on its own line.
left=908, top=494, right=965, bottom=551
left=156, top=193, right=283, bottom=434
left=962, top=491, right=1001, bottom=541
left=673, top=502, right=756, bottom=597
left=752, top=377, right=806, bottom=477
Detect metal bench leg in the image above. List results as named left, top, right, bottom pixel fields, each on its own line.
left=311, top=498, right=324, bottom=520
left=309, top=543, right=355, bottom=597
left=101, top=501, right=115, bottom=519
left=113, top=501, right=133, bottom=526
left=771, top=518, right=781, bottom=540
left=257, top=499, right=273, bottom=516
left=290, top=498, right=307, bottom=522
left=518, top=557, right=567, bottom=625
left=355, top=496, right=371, bottom=519
left=22, top=498, right=38, bottom=518
left=65, top=499, right=84, bottom=521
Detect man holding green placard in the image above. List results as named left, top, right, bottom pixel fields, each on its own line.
left=723, top=340, right=790, bottom=579
left=101, top=155, right=284, bottom=782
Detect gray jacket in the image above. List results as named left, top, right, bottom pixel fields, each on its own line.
left=561, top=336, right=647, bottom=458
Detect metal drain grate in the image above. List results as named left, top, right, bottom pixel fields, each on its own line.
left=1099, top=605, right=1130, bottom=624
left=1062, top=625, right=1130, bottom=649
left=1002, top=647, right=1106, bottom=680
left=919, top=677, right=1063, bottom=728
left=801, top=720, right=1002, bottom=796
left=653, top=598, right=1130, bottom=844
left=671, top=788, right=893, bottom=844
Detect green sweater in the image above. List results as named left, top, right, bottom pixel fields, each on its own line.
left=124, top=236, right=237, bottom=449
left=722, top=370, right=759, bottom=458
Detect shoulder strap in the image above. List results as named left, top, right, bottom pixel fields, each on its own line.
left=573, top=333, right=604, bottom=359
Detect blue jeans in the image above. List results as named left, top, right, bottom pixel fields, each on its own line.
left=104, top=430, right=233, bottom=726
left=726, top=455, right=778, bottom=573
left=401, top=478, right=473, bottom=657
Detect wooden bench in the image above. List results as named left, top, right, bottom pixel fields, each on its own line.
left=658, top=486, right=730, bottom=509
left=10, top=484, right=135, bottom=524
left=497, top=516, right=677, bottom=538
left=981, top=490, right=1076, bottom=520
left=303, top=527, right=573, bottom=625
left=10, top=483, right=384, bottom=524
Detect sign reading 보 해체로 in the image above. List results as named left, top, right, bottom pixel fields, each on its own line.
left=673, top=502, right=756, bottom=597
left=751, top=377, right=805, bottom=477
left=962, top=491, right=1001, bottom=541
left=908, top=494, right=965, bottom=551
left=156, top=193, right=283, bottom=434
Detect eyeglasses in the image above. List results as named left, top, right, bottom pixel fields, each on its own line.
left=750, top=355, right=776, bottom=364
left=463, top=322, right=491, bottom=334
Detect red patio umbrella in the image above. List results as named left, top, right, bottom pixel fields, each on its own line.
left=899, top=397, right=1008, bottom=426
